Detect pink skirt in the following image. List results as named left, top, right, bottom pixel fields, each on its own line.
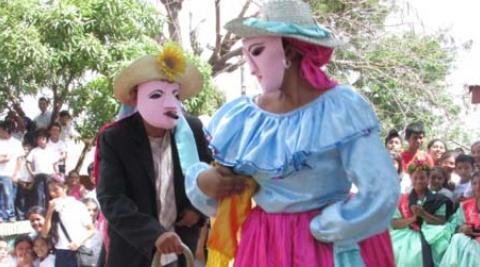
left=234, top=207, right=394, bottom=267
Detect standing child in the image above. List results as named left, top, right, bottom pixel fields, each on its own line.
left=26, top=130, right=59, bottom=209
left=453, top=154, right=475, bottom=202
left=42, top=178, right=95, bottom=267
left=33, top=236, right=55, bottom=267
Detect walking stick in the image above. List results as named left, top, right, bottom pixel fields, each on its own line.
left=151, top=243, right=194, bottom=267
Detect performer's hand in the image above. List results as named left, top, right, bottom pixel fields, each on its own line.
left=197, top=167, right=246, bottom=199
left=155, top=232, right=183, bottom=255
left=176, top=209, right=200, bottom=227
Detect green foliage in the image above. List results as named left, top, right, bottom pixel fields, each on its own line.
left=0, top=0, right=162, bottom=137
left=310, top=0, right=462, bottom=142
left=183, top=54, right=225, bottom=116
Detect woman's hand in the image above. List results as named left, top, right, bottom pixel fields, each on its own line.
left=197, top=166, right=246, bottom=199
left=410, top=205, right=420, bottom=216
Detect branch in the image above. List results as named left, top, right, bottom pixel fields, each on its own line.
left=211, top=47, right=243, bottom=76
left=160, top=0, right=184, bottom=43
left=188, top=12, right=204, bottom=55
left=208, top=0, right=251, bottom=67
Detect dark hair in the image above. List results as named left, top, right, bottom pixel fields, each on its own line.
left=385, top=129, right=401, bottom=146
left=472, top=171, right=480, bottom=179
left=427, top=139, right=448, bottom=151
left=82, top=198, right=99, bottom=222
left=14, top=235, right=33, bottom=249
left=45, top=178, right=66, bottom=245
left=49, top=122, right=61, bottom=131
left=87, top=162, right=94, bottom=176
left=405, top=121, right=425, bottom=140
left=390, top=151, right=403, bottom=174
left=32, top=235, right=53, bottom=251
left=46, top=177, right=66, bottom=188
left=0, top=236, right=6, bottom=243
left=439, top=150, right=459, bottom=163
left=38, top=97, right=49, bottom=103
left=34, top=129, right=49, bottom=140
left=429, top=167, right=447, bottom=181
left=59, top=110, right=71, bottom=118
left=455, top=154, right=475, bottom=167
left=454, top=147, right=465, bottom=155
left=472, top=141, right=480, bottom=150
left=0, top=120, right=13, bottom=134
left=67, top=170, right=80, bottom=182
left=27, top=206, right=46, bottom=218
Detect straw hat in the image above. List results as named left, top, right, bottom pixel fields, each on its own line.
left=114, top=43, right=203, bottom=105
left=224, top=0, right=343, bottom=48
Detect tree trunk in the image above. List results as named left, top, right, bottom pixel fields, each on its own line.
left=74, top=139, right=94, bottom=173
left=160, top=0, right=183, bottom=43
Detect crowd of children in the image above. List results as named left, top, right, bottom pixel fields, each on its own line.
left=386, top=122, right=480, bottom=267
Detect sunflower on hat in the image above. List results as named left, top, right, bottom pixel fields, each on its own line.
left=113, top=42, right=203, bottom=105
left=156, top=42, right=187, bottom=82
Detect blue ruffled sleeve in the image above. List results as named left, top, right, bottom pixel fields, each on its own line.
left=185, top=162, right=218, bottom=217
left=309, top=127, right=400, bottom=245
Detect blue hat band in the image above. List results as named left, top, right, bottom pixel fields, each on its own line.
left=243, top=17, right=331, bottom=39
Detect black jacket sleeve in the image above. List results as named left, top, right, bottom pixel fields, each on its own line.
left=97, top=131, right=165, bottom=258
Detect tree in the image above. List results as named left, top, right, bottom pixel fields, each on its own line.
left=0, top=0, right=224, bottom=171
left=309, top=0, right=462, bottom=142
left=0, top=0, right=50, bottom=108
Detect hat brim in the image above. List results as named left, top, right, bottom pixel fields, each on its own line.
left=225, top=17, right=345, bottom=48
left=114, top=55, right=203, bottom=105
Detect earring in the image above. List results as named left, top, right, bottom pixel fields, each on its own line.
left=282, top=59, right=291, bottom=69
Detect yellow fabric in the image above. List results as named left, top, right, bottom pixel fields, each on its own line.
left=205, top=177, right=257, bottom=267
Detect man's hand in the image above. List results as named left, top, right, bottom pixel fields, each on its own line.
left=155, top=232, right=183, bottom=255
left=176, top=209, right=200, bottom=228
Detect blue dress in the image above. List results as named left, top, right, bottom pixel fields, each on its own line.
left=186, top=85, right=400, bottom=266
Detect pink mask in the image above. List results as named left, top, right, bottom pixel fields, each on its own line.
left=242, top=36, right=286, bottom=92
left=136, top=80, right=181, bottom=129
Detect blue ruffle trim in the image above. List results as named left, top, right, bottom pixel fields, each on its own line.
left=206, top=85, right=379, bottom=175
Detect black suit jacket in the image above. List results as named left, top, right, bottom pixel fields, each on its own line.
left=97, top=112, right=212, bottom=267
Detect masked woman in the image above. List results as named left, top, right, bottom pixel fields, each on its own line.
left=185, top=1, right=400, bottom=266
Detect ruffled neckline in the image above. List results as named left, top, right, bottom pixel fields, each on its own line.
left=206, top=85, right=379, bottom=175
left=246, top=89, right=332, bottom=118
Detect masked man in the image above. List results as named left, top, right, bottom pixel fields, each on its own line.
left=97, top=43, right=211, bottom=267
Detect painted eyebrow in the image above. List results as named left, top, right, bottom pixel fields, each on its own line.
left=148, top=89, right=164, bottom=96
left=248, top=42, right=264, bottom=53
